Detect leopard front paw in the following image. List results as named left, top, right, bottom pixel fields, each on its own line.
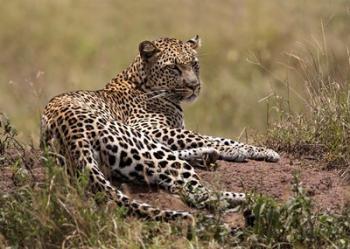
left=247, top=147, right=280, bottom=162
left=264, top=149, right=280, bottom=162
left=219, top=148, right=248, bottom=162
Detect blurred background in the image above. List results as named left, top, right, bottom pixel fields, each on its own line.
left=0, top=0, right=349, bottom=144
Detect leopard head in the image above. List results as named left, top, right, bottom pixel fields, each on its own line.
left=138, top=36, right=201, bottom=103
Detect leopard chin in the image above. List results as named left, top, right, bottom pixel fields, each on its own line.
left=184, top=93, right=199, bottom=102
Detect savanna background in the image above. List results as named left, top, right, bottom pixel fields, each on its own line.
left=1, top=0, right=348, bottom=143
left=1, top=0, right=350, bottom=248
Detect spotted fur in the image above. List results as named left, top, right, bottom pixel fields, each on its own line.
left=40, top=36, right=279, bottom=223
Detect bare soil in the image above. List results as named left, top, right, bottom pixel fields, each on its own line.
left=1, top=149, right=349, bottom=223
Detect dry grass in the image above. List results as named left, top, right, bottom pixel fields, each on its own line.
left=263, top=35, right=350, bottom=180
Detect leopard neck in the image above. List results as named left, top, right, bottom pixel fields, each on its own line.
left=104, top=56, right=146, bottom=91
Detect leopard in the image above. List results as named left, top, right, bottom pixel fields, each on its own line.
left=40, top=36, right=280, bottom=224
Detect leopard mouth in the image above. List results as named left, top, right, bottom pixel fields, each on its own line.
left=185, top=93, right=198, bottom=102
left=153, top=86, right=199, bottom=103
left=182, top=87, right=200, bottom=102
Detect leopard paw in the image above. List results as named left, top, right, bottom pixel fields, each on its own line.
left=219, top=148, right=248, bottom=162
left=264, top=149, right=280, bottom=162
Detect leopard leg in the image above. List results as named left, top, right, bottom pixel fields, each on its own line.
left=175, top=144, right=274, bottom=163
left=46, top=117, right=195, bottom=222
left=247, top=146, right=280, bottom=162
left=174, top=145, right=250, bottom=163
left=173, top=147, right=220, bottom=169
left=217, top=144, right=280, bottom=162
left=135, top=126, right=279, bottom=163
left=95, top=122, right=246, bottom=212
left=204, top=137, right=280, bottom=162
left=173, top=147, right=219, bottom=161
left=180, top=179, right=246, bottom=211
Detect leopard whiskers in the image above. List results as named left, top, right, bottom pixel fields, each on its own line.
left=144, top=89, right=176, bottom=100
left=143, top=88, right=191, bottom=102
left=145, top=89, right=171, bottom=100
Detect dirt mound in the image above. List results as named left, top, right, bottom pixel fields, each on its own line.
left=200, top=155, right=350, bottom=212
left=0, top=147, right=45, bottom=191
left=124, top=155, right=350, bottom=215
left=1, top=150, right=349, bottom=216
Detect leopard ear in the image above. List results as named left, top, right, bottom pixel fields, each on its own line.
left=186, top=35, right=201, bottom=50
left=139, top=41, right=160, bottom=61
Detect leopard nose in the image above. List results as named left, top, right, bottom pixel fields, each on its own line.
left=188, top=84, right=199, bottom=91
left=185, top=80, right=199, bottom=90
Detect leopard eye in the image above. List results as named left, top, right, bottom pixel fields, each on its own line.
left=167, top=64, right=181, bottom=75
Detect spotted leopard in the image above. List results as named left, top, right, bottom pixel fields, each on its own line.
left=40, top=36, right=280, bottom=223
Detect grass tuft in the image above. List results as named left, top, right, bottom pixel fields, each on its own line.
left=264, top=40, right=350, bottom=181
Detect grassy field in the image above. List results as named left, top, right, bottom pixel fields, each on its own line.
left=0, top=0, right=349, bottom=143
left=1, top=0, right=350, bottom=248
